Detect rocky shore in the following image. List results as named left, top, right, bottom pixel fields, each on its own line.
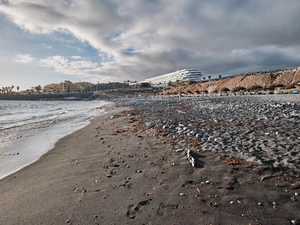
left=120, top=95, right=300, bottom=170
left=0, top=94, right=300, bottom=225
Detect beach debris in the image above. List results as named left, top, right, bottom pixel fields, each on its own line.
left=73, top=188, right=80, bottom=192
left=226, top=156, right=244, bottom=166
left=187, top=149, right=195, bottom=167
left=295, top=192, right=299, bottom=196
left=159, top=155, right=165, bottom=161
left=291, top=182, right=300, bottom=190
left=291, top=219, right=300, bottom=225
left=260, top=174, right=274, bottom=181
left=179, top=193, right=186, bottom=197
left=136, top=170, right=143, bottom=173
left=197, top=197, right=205, bottom=202
left=257, top=202, right=263, bottom=206
left=196, top=188, right=201, bottom=193
left=291, top=196, right=297, bottom=201
left=209, top=201, right=219, bottom=208
left=230, top=201, right=234, bottom=204
left=176, top=149, right=184, bottom=153
left=189, top=140, right=198, bottom=148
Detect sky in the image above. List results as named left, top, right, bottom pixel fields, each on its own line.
left=1, top=0, right=300, bottom=91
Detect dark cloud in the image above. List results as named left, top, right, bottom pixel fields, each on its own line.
left=1, top=0, right=300, bottom=83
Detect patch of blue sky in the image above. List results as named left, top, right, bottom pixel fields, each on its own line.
left=0, top=15, right=102, bottom=64
left=104, top=31, right=122, bottom=42
left=124, top=47, right=135, bottom=53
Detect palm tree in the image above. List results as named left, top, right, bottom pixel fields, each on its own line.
left=208, top=75, right=211, bottom=81
left=10, top=85, right=14, bottom=93
left=35, top=85, right=42, bottom=93
left=218, top=75, right=222, bottom=79
left=17, top=86, right=19, bottom=92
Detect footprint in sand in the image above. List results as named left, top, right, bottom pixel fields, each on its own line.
left=126, top=205, right=136, bottom=219
left=126, top=199, right=152, bottom=219
left=157, top=202, right=179, bottom=216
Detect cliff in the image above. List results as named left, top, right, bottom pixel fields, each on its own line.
left=162, top=67, right=300, bottom=95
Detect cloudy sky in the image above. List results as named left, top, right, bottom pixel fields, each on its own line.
left=1, top=0, right=300, bottom=90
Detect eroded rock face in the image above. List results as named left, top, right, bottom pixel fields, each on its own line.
left=162, top=67, right=300, bottom=95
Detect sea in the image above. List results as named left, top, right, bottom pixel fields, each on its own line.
left=0, top=100, right=110, bottom=179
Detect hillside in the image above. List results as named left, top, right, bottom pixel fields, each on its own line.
left=162, top=67, right=300, bottom=95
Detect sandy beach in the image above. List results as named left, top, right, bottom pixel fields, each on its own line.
left=1, top=95, right=300, bottom=225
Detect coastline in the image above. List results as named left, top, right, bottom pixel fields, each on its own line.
left=0, top=92, right=93, bottom=101
left=0, top=97, right=300, bottom=224
left=0, top=100, right=111, bottom=180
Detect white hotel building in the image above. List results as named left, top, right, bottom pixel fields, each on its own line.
left=142, top=68, right=203, bottom=86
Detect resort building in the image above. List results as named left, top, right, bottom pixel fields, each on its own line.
left=58, top=81, right=93, bottom=92
left=142, top=68, right=203, bottom=86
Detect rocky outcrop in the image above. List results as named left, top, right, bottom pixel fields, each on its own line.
left=162, top=67, right=300, bottom=95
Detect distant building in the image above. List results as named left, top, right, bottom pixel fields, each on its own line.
left=59, top=81, right=79, bottom=92
left=54, top=81, right=94, bottom=92
left=141, top=68, right=203, bottom=86
left=43, top=83, right=60, bottom=93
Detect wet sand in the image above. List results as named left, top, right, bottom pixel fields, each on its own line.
left=0, top=102, right=300, bottom=225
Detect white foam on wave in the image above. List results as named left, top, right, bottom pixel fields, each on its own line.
left=0, top=100, right=111, bottom=180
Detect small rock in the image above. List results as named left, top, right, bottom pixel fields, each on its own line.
left=291, top=219, right=300, bottom=225
left=176, top=149, right=184, bottom=153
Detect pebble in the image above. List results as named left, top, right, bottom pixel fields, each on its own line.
left=291, top=220, right=300, bottom=225
left=120, top=95, right=300, bottom=169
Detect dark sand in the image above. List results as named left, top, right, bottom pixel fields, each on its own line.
left=0, top=106, right=300, bottom=225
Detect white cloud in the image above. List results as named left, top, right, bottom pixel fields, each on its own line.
left=1, top=0, right=300, bottom=83
left=40, top=55, right=99, bottom=76
left=71, top=55, right=82, bottom=59
left=14, top=54, right=35, bottom=64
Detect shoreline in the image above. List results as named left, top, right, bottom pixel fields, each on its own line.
left=0, top=92, right=93, bottom=101
left=0, top=97, right=300, bottom=224
left=0, top=101, right=112, bottom=180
